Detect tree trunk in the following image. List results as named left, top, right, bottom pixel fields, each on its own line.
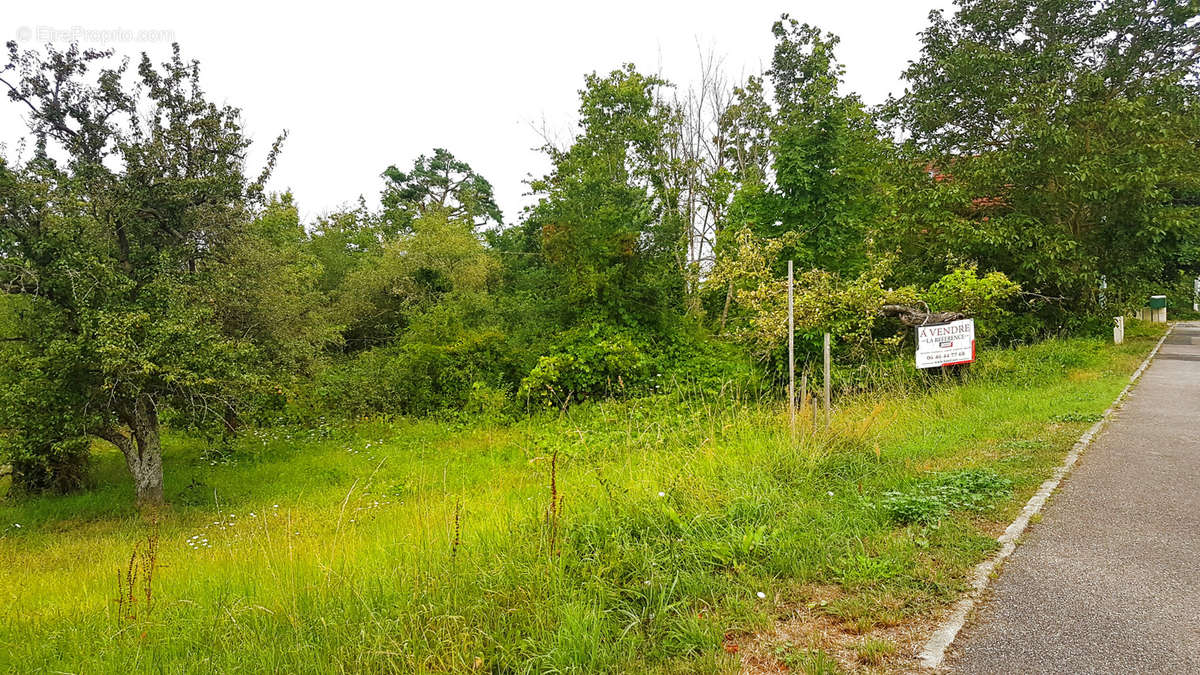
left=98, top=394, right=165, bottom=508
left=718, top=279, right=734, bottom=334
left=128, top=396, right=165, bottom=507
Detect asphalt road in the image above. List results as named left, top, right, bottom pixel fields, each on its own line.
left=946, top=323, right=1200, bottom=674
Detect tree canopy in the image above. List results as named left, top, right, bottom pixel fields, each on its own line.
left=2, top=3, right=1199, bottom=504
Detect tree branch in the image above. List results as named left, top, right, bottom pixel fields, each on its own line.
left=880, top=304, right=967, bottom=327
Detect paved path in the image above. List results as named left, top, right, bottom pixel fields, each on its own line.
left=946, top=323, right=1200, bottom=674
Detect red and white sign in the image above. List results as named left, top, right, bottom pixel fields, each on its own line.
left=916, top=318, right=975, bottom=369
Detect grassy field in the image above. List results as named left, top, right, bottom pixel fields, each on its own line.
left=0, top=324, right=1165, bottom=673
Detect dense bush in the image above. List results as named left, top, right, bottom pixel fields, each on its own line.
left=312, top=330, right=519, bottom=418
left=519, top=327, right=654, bottom=408
left=4, top=437, right=93, bottom=495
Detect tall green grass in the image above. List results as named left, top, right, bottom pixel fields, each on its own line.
left=0, top=325, right=1163, bottom=673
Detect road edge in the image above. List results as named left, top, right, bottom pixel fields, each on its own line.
left=916, top=325, right=1174, bottom=670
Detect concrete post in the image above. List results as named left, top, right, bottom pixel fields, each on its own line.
left=1149, top=295, right=1167, bottom=323
left=1113, top=316, right=1124, bottom=345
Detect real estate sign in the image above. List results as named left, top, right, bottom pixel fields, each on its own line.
left=916, top=318, right=975, bottom=369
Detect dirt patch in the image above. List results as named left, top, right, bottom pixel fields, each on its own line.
left=735, top=585, right=946, bottom=674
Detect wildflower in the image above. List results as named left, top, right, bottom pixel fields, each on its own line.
left=657, top=491, right=666, bottom=498
left=756, top=591, right=766, bottom=599
left=13, top=523, right=21, bottom=529
left=827, top=491, right=835, bottom=497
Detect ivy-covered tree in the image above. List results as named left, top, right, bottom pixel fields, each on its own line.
left=519, top=65, right=688, bottom=331
left=708, top=17, right=892, bottom=332
left=761, top=16, right=890, bottom=276
left=0, top=42, right=314, bottom=505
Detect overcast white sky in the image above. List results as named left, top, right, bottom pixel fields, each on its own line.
left=1, top=1, right=955, bottom=224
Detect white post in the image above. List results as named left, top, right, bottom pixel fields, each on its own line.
left=788, top=261, right=795, bottom=437
left=800, top=371, right=808, bottom=431
left=1113, top=316, right=1124, bottom=345
left=823, top=332, right=831, bottom=431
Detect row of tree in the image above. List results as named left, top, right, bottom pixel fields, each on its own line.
left=2, top=0, right=1198, bottom=505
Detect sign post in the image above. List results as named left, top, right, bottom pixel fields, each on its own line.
left=915, top=318, right=976, bottom=369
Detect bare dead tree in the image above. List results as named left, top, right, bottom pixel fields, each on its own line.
left=672, top=43, right=736, bottom=307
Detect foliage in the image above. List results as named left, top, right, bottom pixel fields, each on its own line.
left=885, top=0, right=1200, bottom=320
left=712, top=231, right=917, bottom=366
left=0, top=327, right=1161, bottom=672
left=305, top=202, right=389, bottom=295
left=381, top=147, right=503, bottom=231
left=925, top=265, right=1024, bottom=342
left=519, top=65, right=688, bottom=331
left=518, top=326, right=653, bottom=408
left=0, top=42, right=306, bottom=503
left=0, top=8, right=1189, bottom=670
left=881, top=469, right=1013, bottom=525
left=332, top=211, right=499, bottom=349
left=758, top=16, right=892, bottom=276
left=0, top=5, right=1191, bottom=511
left=212, top=194, right=340, bottom=374
left=310, top=329, right=518, bottom=419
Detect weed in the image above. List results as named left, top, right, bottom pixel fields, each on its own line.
left=854, top=636, right=896, bottom=665
left=880, top=491, right=948, bottom=525
left=450, top=498, right=462, bottom=561
left=775, top=642, right=844, bottom=674
left=834, top=552, right=908, bottom=586
left=114, top=517, right=160, bottom=625
left=546, top=447, right=563, bottom=555
left=881, top=469, right=1013, bottom=525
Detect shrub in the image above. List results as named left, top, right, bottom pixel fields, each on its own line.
left=519, top=326, right=652, bottom=408
left=5, top=436, right=93, bottom=495
left=653, top=332, right=765, bottom=400
left=312, top=330, right=519, bottom=417
left=923, top=265, right=1024, bottom=344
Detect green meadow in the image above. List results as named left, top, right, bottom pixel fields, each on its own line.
left=0, top=325, right=1163, bottom=673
